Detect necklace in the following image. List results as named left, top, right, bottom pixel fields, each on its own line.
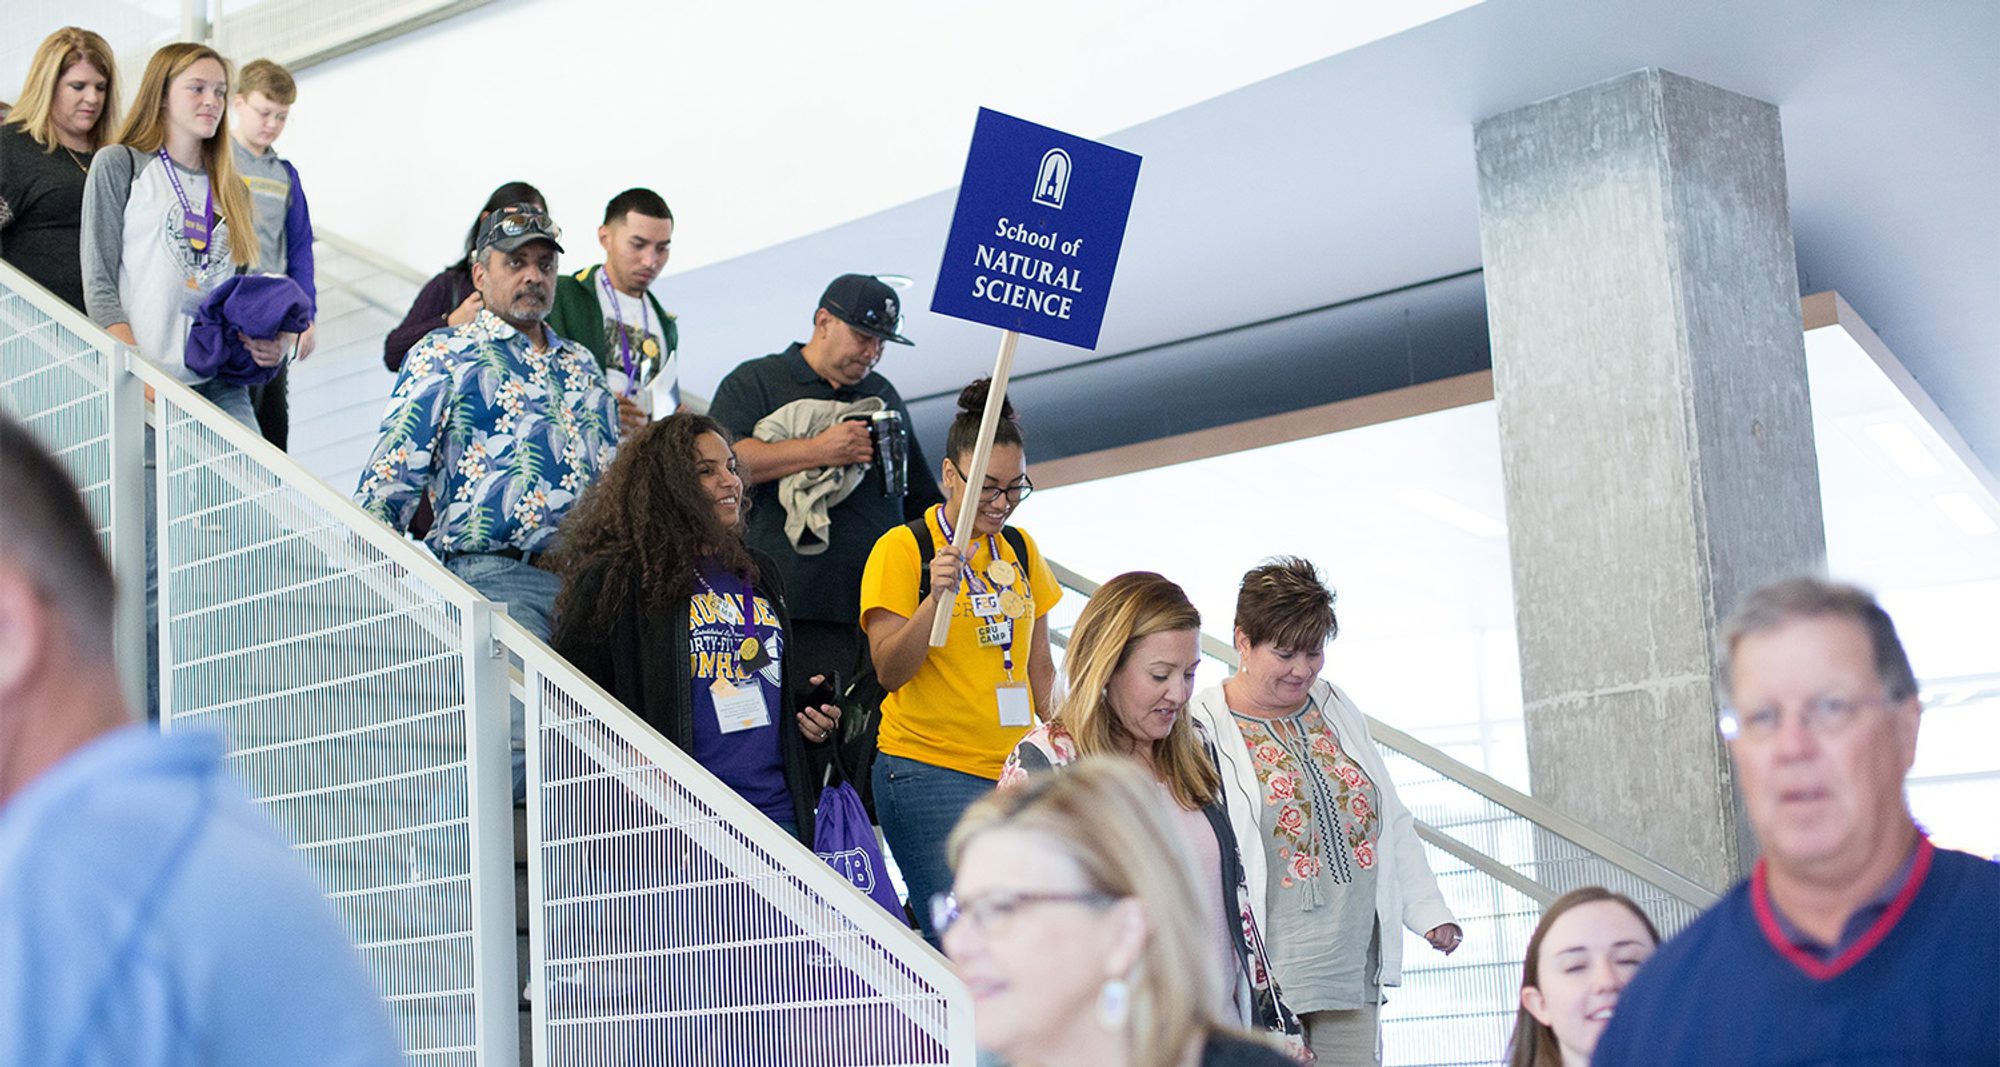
left=60, top=145, right=89, bottom=175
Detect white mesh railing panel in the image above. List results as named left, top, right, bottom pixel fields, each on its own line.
left=155, top=395, right=481, bottom=1065
left=1376, top=744, right=1705, bottom=1067
left=525, top=662, right=966, bottom=1066
left=0, top=289, right=113, bottom=544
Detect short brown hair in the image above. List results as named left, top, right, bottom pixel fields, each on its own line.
left=0, top=415, right=116, bottom=647
left=1720, top=576, right=1917, bottom=703
left=235, top=58, right=296, bottom=105
left=1233, top=555, right=1338, bottom=652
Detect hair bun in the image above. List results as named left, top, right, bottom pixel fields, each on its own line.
left=957, top=377, right=1017, bottom=422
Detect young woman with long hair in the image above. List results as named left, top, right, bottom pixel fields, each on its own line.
left=942, top=757, right=1295, bottom=1067
left=1506, top=887, right=1660, bottom=1067
left=81, top=42, right=270, bottom=425
left=1000, top=571, right=1303, bottom=1053
left=549, top=413, right=840, bottom=841
left=1, top=27, right=119, bottom=311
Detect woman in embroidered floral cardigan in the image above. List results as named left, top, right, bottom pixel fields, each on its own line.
left=1186, top=556, right=1460, bottom=1067
left=1000, top=571, right=1304, bottom=1056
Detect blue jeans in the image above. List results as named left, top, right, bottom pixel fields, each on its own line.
left=872, top=753, right=997, bottom=944
left=144, top=380, right=260, bottom=720
left=443, top=551, right=562, bottom=801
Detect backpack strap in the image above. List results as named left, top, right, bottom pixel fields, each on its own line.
left=910, top=516, right=939, bottom=602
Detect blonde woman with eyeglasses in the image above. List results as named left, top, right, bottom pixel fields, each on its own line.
left=942, top=756, right=1296, bottom=1067
left=1, top=27, right=118, bottom=312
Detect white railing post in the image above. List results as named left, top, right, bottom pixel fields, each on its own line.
left=105, top=348, right=148, bottom=719
left=153, top=396, right=176, bottom=725
left=461, top=598, right=521, bottom=1067
left=522, top=657, right=550, bottom=1067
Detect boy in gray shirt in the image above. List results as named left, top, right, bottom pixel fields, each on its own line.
left=229, top=58, right=316, bottom=450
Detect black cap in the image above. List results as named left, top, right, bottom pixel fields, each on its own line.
left=819, top=273, right=913, bottom=346
left=475, top=204, right=565, bottom=256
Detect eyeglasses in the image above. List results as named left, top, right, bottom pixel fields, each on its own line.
left=1717, top=693, right=1901, bottom=741
left=948, top=461, right=1034, bottom=504
left=490, top=207, right=561, bottom=242
left=929, top=889, right=1113, bottom=940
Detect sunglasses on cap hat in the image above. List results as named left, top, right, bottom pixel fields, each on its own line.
left=478, top=205, right=564, bottom=252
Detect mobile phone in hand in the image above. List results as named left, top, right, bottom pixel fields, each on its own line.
left=798, top=672, right=840, bottom=716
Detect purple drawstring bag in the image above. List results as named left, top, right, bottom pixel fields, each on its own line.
left=814, top=775, right=903, bottom=918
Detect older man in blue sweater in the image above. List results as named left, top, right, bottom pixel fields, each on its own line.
left=1594, top=577, right=1999, bottom=1066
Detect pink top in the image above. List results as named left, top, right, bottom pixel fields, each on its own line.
left=1157, top=778, right=1241, bottom=1019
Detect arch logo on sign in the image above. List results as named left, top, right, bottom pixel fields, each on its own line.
left=932, top=108, right=1142, bottom=350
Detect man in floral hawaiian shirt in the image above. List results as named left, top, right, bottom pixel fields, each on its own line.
left=356, top=205, right=620, bottom=794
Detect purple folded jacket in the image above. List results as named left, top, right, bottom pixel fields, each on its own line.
left=187, top=273, right=313, bottom=386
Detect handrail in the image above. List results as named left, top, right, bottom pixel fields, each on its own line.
left=316, top=229, right=434, bottom=285
left=1413, top=820, right=1555, bottom=908
left=1043, top=557, right=1721, bottom=908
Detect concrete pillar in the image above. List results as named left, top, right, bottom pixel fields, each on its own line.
left=1474, top=69, right=1825, bottom=891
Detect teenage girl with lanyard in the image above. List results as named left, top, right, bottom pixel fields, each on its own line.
left=860, top=378, right=1060, bottom=944
left=81, top=43, right=270, bottom=426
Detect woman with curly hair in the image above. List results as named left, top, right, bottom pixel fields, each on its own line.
left=1000, top=571, right=1304, bottom=1054
left=550, top=412, right=839, bottom=841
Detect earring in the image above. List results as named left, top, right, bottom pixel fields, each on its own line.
left=1096, top=978, right=1130, bottom=1028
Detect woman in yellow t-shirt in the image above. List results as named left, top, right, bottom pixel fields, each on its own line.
left=860, top=378, right=1060, bottom=943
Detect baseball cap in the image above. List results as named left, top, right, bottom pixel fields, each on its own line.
left=475, top=204, right=565, bottom=256
left=819, top=273, right=913, bottom=346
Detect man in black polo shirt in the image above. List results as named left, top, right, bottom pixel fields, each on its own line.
left=708, top=274, right=943, bottom=688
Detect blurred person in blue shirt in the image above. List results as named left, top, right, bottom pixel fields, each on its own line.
left=0, top=414, right=406, bottom=1067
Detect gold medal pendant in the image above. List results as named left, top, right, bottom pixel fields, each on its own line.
left=985, top=558, right=1018, bottom=588
left=999, top=589, right=1029, bottom=619
left=738, top=636, right=761, bottom=662
left=641, top=336, right=660, bottom=357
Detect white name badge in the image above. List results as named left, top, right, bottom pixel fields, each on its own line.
left=997, top=683, right=1033, bottom=727
left=977, top=621, right=1012, bottom=648
left=969, top=593, right=1002, bottom=618
left=711, top=677, right=771, bottom=734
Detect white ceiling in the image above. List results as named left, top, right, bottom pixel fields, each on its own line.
left=633, top=0, right=2000, bottom=475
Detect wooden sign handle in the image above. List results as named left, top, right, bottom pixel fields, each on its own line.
left=928, top=329, right=1022, bottom=647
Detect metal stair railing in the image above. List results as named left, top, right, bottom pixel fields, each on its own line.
left=1042, top=560, right=1718, bottom=1067
left=507, top=617, right=972, bottom=1066
left=0, top=260, right=972, bottom=1067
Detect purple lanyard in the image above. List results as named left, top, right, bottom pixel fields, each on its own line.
left=934, top=507, right=1015, bottom=673
left=933, top=506, right=1001, bottom=595
left=157, top=149, right=215, bottom=270
left=599, top=270, right=651, bottom=396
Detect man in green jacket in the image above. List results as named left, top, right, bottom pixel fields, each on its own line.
left=546, top=187, right=679, bottom=435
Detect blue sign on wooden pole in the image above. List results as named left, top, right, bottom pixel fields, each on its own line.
left=931, top=108, right=1143, bottom=350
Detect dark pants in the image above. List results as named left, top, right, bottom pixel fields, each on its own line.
left=247, top=362, right=288, bottom=451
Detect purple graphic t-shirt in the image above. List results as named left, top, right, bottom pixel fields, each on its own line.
left=688, top=568, right=791, bottom=825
